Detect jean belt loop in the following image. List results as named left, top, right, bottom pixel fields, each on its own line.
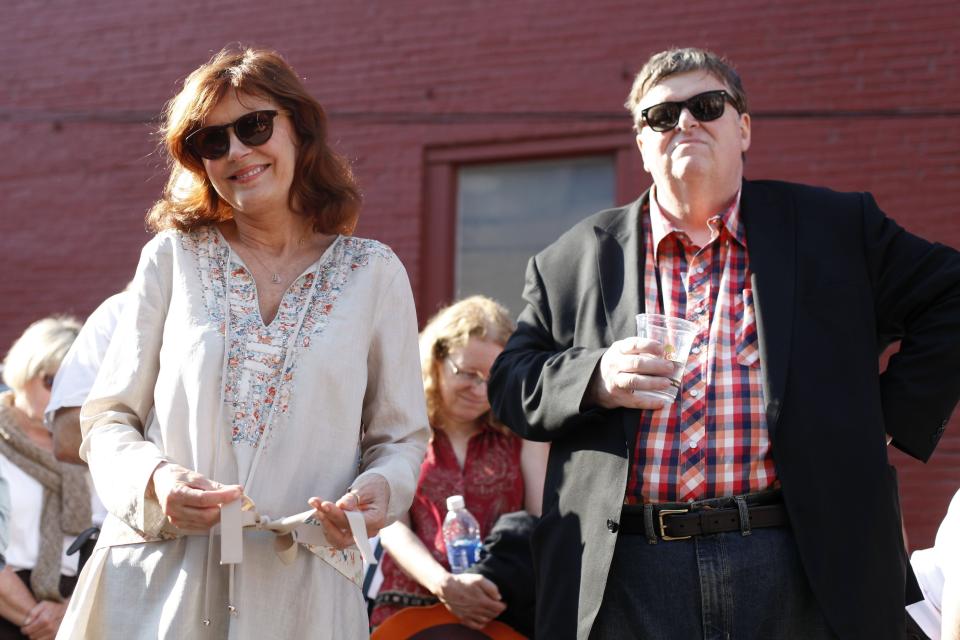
left=735, top=495, right=752, bottom=536
left=643, top=504, right=658, bottom=545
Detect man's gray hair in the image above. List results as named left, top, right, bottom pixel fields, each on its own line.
left=625, top=48, right=749, bottom=129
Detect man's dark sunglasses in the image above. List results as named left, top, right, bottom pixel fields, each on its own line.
left=640, top=90, right=738, bottom=133
left=185, top=110, right=279, bottom=160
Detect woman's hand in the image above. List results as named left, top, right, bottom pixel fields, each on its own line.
left=434, top=573, right=506, bottom=630
left=308, top=474, right=391, bottom=549
left=20, top=599, right=67, bottom=640
left=150, top=462, right=243, bottom=531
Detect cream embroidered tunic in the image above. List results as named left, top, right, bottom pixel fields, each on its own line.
left=57, top=228, right=429, bottom=639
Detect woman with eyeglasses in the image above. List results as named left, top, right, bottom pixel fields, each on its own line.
left=371, top=296, right=548, bottom=633
left=0, top=316, right=89, bottom=640
left=56, top=47, right=428, bottom=639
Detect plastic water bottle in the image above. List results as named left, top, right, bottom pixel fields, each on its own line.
left=442, top=495, right=482, bottom=574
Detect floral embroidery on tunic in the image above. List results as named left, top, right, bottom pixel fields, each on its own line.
left=180, top=229, right=395, bottom=451
left=180, top=227, right=229, bottom=332
left=304, top=544, right=364, bottom=588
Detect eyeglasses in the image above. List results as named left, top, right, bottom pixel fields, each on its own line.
left=639, top=90, right=738, bottom=133
left=447, top=360, right=489, bottom=387
left=184, top=110, right=279, bottom=160
left=41, top=373, right=55, bottom=391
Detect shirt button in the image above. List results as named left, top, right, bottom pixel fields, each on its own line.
left=691, top=346, right=701, bottom=355
left=689, top=440, right=699, bottom=449
left=690, top=389, right=700, bottom=397
left=696, top=266, right=705, bottom=274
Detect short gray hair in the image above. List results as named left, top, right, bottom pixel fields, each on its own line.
left=2, top=316, right=81, bottom=392
left=625, top=47, right=749, bottom=129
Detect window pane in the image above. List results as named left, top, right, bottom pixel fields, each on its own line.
left=456, top=155, right=615, bottom=318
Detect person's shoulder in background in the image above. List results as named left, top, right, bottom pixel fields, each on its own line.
left=44, top=290, right=131, bottom=426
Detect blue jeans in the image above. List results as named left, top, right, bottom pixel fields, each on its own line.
left=589, top=523, right=836, bottom=639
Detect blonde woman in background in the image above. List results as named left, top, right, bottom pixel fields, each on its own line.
left=372, top=296, right=548, bottom=631
left=0, top=316, right=88, bottom=640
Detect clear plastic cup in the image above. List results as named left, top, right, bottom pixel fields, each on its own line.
left=634, top=313, right=698, bottom=404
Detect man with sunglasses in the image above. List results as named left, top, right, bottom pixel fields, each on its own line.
left=488, top=47, right=960, bottom=639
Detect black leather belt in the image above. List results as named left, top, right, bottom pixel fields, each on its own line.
left=618, top=503, right=789, bottom=540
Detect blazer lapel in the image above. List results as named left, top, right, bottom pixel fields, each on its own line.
left=741, top=180, right=796, bottom=432
left=595, top=191, right=649, bottom=342
left=593, top=191, right=649, bottom=452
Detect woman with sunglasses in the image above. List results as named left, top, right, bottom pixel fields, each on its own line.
left=57, top=47, right=428, bottom=639
left=371, top=296, right=548, bottom=633
left=0, top=316, right=89, bottom=640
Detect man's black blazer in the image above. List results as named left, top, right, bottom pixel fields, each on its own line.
left=488, top=179, right=960, bottom=639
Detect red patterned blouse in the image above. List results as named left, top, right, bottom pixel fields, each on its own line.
left=370, top=422, right=524, bottom=627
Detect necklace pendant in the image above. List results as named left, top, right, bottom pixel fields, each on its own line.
left=271, top=273, right=281, bottom=284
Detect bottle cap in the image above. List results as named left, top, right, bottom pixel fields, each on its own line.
left=446, top=495, right=465, bottom=511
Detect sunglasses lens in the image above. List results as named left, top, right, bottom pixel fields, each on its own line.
left=642, top=91, right=730, bottom=132
left=185, top=111, right=276, bottom=160
left=645, top=104, right=681, bottom=132
left=42, top=374, right=55, bottom=390
left=689, top=92, right=726, bottom=121
left=235, top=111, right=274, bottom=147
left=189, top=127, right=230, bottom=160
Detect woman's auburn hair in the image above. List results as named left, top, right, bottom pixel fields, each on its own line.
left=146, top=46, right=360, bottom=234
left=418, top=295, right=516, bottom=433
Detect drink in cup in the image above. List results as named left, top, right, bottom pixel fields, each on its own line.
left=634, top=313, right=698, bottom=404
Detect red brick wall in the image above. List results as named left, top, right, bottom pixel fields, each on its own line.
left=2, top=0, right=957, bottom=548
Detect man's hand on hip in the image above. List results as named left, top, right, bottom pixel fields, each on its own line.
left=587, top=337, right=676, bottom=410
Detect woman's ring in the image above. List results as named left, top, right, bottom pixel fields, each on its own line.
left=348, top=489, right=363, bottom=506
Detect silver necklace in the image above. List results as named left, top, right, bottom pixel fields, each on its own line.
left=237, top=231, right=318, bottom=285
left=241, top=244, right=283, bottom=284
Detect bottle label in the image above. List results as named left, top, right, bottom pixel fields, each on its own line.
left=446, top=538, right=482, bottom=573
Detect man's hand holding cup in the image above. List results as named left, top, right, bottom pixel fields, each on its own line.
left=588, top=336, right=677, bottom=410
left=588, top=313, right=698, bottom=411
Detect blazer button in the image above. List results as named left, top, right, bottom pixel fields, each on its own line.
left=607, top=519, right=619, bottom=533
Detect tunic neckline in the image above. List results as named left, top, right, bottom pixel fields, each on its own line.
left=212, top=225, right=343, bottom=330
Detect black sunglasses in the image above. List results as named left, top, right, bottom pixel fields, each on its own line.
left=42, top=373, right=55, bottom=390
left=184, top=110, right=279, bottom=160
left=640, top=90, right=738, bottom=133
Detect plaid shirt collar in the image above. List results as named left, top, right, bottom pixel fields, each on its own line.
left=649, top=185, right=746, bottom=260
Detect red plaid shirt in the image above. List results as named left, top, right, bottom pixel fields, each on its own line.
left=625, top=189, right=778, bottom=504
